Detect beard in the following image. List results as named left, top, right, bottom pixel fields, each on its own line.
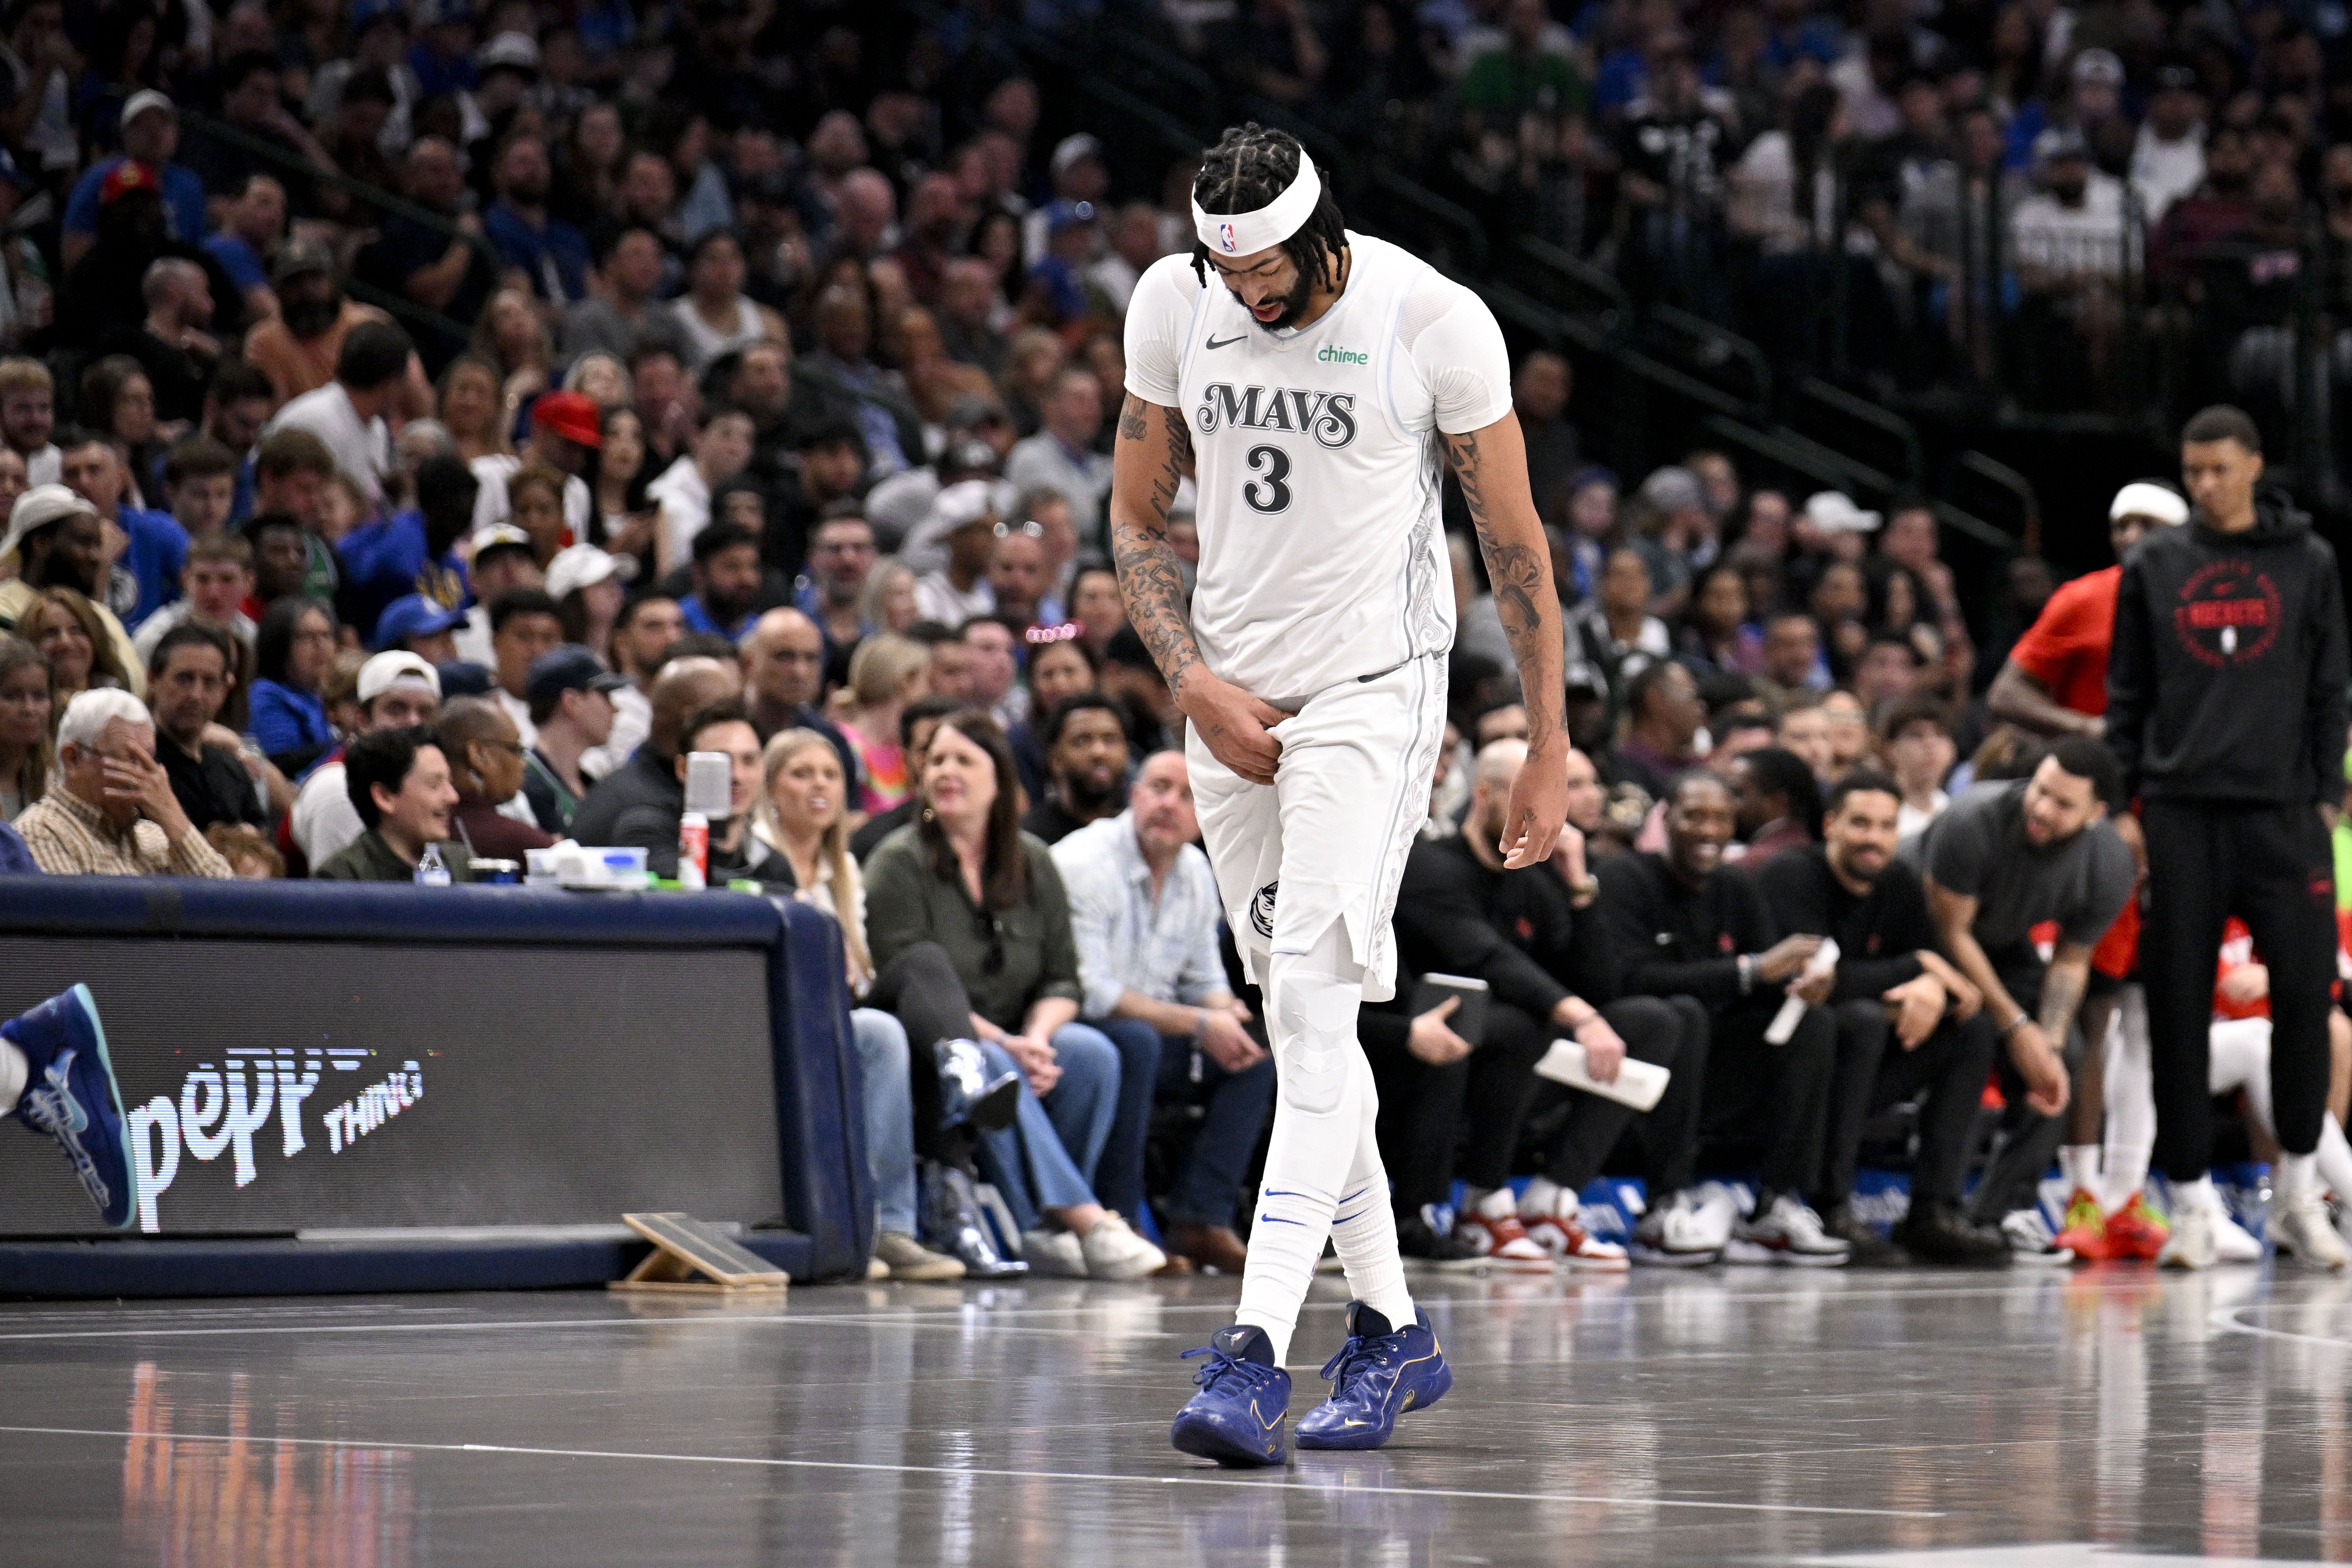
left=282, top=289, right=343, bottom=339
left=1064, top=767, right=1120, bottom=811
left=1217, top=247, right=1319, bottom=332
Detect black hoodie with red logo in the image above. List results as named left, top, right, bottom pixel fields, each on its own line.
left=2106, top=488, right=2349, bottom=804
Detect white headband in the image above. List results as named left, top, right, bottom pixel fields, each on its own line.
left=1193, top=149, right=1322, bottom=258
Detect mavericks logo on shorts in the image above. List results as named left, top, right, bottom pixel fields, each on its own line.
left=1251, top=881, right=1279, bottom=939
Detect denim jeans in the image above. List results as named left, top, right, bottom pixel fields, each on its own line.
left=849, top=1008, right=918, bottom=1236
left=973, top=1022, right=1121, bottom=1233
left=1091, top=1016, right=1275, bottom=1229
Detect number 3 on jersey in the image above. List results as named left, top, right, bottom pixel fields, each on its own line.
left=1243, top=444, right=1292, bottom=514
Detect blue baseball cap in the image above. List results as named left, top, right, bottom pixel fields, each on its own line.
left=373, top=593, right=467, bottom=653
left=527, top=644, right=628, bottom=709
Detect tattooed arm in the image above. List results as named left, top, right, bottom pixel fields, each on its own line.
left=1109, top=392, right=1289, bottom=785
left=1443, top=411, right=1569, bottom=866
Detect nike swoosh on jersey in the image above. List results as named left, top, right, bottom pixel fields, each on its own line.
left=1206, top=334, right=1247, bottom=349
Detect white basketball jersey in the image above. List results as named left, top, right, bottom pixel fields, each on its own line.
left=1123, top=232, right=1512, bottom=703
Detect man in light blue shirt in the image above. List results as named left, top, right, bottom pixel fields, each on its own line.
left=1051, top=749, right=1273, bottom=1273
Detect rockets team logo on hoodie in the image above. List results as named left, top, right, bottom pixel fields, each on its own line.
left=2173, top=558, right=2282, bottom=667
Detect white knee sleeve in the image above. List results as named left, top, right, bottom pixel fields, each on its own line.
left=2210, top=1018, right=2273, bottom=1132
left=1266, top=922, right=1366, bottom=1116
left=2102, top=989, right=2157, bottom=1210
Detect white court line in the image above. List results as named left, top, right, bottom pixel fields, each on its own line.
left=2211, top=1305, right=2352, bottom=1349
left=0, top=1424, right=1944, bottom=1519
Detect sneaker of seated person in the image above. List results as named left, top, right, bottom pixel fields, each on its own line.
left=1453, top=1187, right=1555, bottom=1270
left=871, top=1230, right=967, bottom=1282
left=1396, top=1206, right=1487, bottom=1270
left=1079, top=1212, right=1167, bottom=1280
left=1999, top=1208, right=2074, bottom=1263
left=2205, top=1190, right=2262, bottom=1264
left=1517, top=1182, right=1628, bottom=1272
left=5, top=984, right=136, bottom=1229
left=1166, top=1221, right=1250, bottom=1275
left=1892, top=1199, right=2009, bottom=1266
left=1022, top=1227, right=1088, bottom=1276
left=2052, top=1187, right=2113, bottom=1263
left=1631, top=1190, right=1728, bottom=1266
left=2101, top=1190, right=2169, bottom=1262
left=1727, top=1193, right=1850, bottom=1266
left=1819, top=1200, right=1899, bottom=1266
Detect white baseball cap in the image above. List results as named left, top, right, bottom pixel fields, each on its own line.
left=0, top=483, right=99, bottom=562
left=544, top=543, right=618, bottom=603
left=121, top=89, right=176, bottom=128
left=357, top=650, right=442, bottom=705
left=2108, top=481, right=2189, bottom=527
left=1803, top=490, right=1882, bottom=534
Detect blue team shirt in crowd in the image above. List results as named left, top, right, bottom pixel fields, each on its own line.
left=118, top=507, right=189, bottom=630
left=63, top=156, right=209, bottom=244
left=337, top=508, right=471, bottom=647
left=202, top=230, right=269, bottom=297
left=484, top=201, right=591, bottom=304
left=246, top=681, right=334, bottom=759
left=679, top=593, right=756, bottom=643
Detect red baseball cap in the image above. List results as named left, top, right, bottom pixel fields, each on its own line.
left=98, top=160, right=158, bottom=206
left=532, top=390, right=603, bottom=449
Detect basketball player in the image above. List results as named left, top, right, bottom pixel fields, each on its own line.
left=2, top=984, right=137, bottom=1227
left=1111, top=125, right=1569, bottom=1466
left=2108, top=406, right=2350, bottom=1269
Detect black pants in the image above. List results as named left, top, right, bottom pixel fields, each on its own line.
left=1511, top=997, right=1699, bottom=1194
left=864, top=942, right=978, bottom=1164
left=1364, top=1035, right=1470, bottom=1215
left=2143, top=799, right=2337, bottom=1175
left=1963, top=954, right=2081, bottom=1222
left=1688, top=995, right=1838, bottom=1199
left=1815, top=997, right=1999, bottom=1211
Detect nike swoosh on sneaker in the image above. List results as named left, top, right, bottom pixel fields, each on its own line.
left=1206, top=334, right=1246, bottom=349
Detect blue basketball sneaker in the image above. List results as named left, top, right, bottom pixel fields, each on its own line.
left=6, top=985, right=136, bottom=1228
left=1171, top=1324, right=1291, bottom=1467
left=1294, top=1303, right=1451, bottom=1450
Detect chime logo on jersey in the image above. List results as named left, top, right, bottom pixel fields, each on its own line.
left=2172, top=558, right=2281, bottom=667
left=1194, top=383, right=1359, bottom=448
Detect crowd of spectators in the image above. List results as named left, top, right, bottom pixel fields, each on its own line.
left=1143, top=0, right=2352, bottom=429
left=0, top=0, right=2305, bottom=1279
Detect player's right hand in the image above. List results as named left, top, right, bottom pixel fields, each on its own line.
left=1181, top=674, right=1287, bottom=785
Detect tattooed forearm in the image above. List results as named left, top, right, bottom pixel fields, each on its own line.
left=2038, top=958, right=2089, bottom=1045
left=1444, top=427, right=1566, bottom=748
left=1111, top=394, right=1207, bottom=697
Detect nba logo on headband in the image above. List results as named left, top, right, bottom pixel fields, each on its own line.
left=1194, top=148, right=1323, bottom=258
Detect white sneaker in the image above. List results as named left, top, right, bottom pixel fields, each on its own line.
left=1078, top=1213, right=1167, bottom=1280
left=2157, top=1200, right=2216, bottom=1270
left=2272, top=1191, right=2351, bottom=1270
left=1522, top=1195, right=1631, bottom=1271
left=2002, top=1208, right=2075, bottom=1265
left=1022, top=1227, right=1087, bottom=1277
left=2202, top=1189, right=2263, bottom=1264
left=1631, top=1192, right=1724, bottom=1266
left=1727, top=1195, right=1850, bottom=1267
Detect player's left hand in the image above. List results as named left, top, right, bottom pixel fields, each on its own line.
left=1500, top=737, right=1569, bottom=868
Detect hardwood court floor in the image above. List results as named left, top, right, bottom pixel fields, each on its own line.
left=3, top=1264, right=2351, bottom=1565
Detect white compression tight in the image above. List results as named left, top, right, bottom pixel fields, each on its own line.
left=2105, top=1008, right=2352, bottom=1206
left=1234, top=918, right=1414, bottom=1365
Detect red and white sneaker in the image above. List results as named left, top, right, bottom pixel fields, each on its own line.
left=1454, top=1204, right=1556, bottom=1271
left=1524, top=1207, right=1631, bottom=1272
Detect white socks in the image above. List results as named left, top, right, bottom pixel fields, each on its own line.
left=2060, top=1144, right=2103, bottom=1206
left=2278, top=1151, right=2322, bottom=1205
left=1235, top=922, right=1413, bottom=1364
left=1517, top=1177, right=1574, bottom=1219
left=0, top=1038, right=23, bottom=1117
left=2172, top=1173, right=2217, bottom=1212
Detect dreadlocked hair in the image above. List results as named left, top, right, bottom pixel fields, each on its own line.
left=1189, top=123, right=1348, bottom=290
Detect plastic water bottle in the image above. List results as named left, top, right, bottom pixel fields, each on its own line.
left=414, top=844, right=453, bottom=887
